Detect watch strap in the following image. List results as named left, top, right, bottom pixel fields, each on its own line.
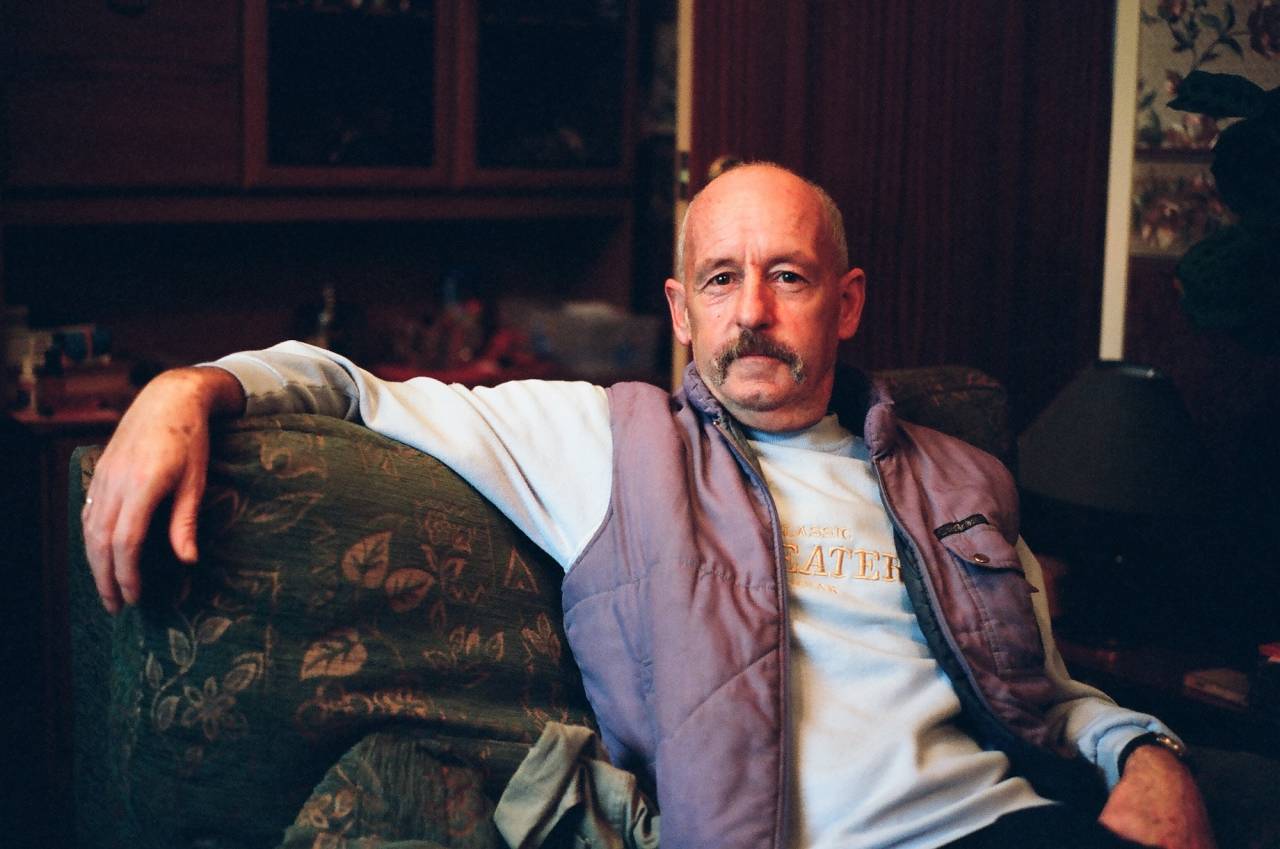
left=1118, top=731, right=1190, bottom=774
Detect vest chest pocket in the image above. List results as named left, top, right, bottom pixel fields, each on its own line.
left=938, top=524, right=1046, bottom=675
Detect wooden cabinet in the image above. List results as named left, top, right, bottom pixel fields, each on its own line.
left=3, top=1, right=243, bottom=188
left=0, top=0, right=644, bottom=376
left=3, top=1, right=636, bottom=191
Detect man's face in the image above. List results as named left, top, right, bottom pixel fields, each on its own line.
left=665, top=166, right=865, bottom=432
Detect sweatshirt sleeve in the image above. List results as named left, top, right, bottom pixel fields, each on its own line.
left=1016, top=538, right=1183, bottom=789
left=212, top=340, right=613, bottom=570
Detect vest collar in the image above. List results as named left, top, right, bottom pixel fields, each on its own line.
left=679, top=362, right=902, bottom=459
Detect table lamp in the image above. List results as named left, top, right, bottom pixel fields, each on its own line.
left=1017, top=360, right=1210, bottom=640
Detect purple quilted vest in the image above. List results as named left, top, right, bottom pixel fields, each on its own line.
left=561, top=366, right=1101, bottom=849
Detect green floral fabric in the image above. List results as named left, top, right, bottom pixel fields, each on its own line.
left=70, top=415, right=595, bottom=849
left=277, top=730, right=504, bottom=849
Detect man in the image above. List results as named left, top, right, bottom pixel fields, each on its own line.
left=83, top=164, right=1214, bottom=849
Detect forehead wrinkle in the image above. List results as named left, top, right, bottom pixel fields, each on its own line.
left=692, top=246, right=821, bottom=282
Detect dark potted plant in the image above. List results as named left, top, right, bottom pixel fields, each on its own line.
left=1167, top=70, right=1280, bottom=352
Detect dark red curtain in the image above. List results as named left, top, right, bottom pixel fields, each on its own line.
left=691, top=1, right=1116, bottom=427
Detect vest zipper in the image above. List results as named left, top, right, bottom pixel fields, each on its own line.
left=713, top=416, right=792, bottom=849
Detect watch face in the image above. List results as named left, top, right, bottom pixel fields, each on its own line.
left=1153, top=733, right=1188, bottom=759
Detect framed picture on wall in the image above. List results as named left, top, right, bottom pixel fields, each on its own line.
left=1129, top=0, right=1279, bottom=261
left=1129, top=157, right=1233, bottom=258
left=1135, top=0, right=1279, bottom=155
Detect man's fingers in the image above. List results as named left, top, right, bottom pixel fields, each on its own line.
left=85, top=530, right=121, bottom=613
left=82, top=483, right=123, bottom=614
left=169, top=462, right=206, bottom=564
left=110, top=473, right=175, bottom=607
left=77, top=366, right=235, bottom=611
left=110, top=507, right=147, bottom=607
left=85, top=466, right=193, bottom=612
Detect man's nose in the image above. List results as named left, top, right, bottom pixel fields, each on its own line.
left=735, top=274, right=774, bottom=329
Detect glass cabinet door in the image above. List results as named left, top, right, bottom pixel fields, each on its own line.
left=245, top=0, right=453, bottom=187
left=456, top=0, right=634, bottom=187
left=243, top=0, right=633, bottom=189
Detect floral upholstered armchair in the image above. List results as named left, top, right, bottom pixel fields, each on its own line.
left=66, top=366, right=1013, bottom=849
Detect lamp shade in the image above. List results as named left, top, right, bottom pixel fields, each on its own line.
left=1017, top=361, right=1208, bottom=516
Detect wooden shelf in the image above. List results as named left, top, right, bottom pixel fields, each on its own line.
left=1, top=192, right=632, bottom=226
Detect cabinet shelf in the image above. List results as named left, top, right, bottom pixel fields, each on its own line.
left=269, top=0, right=438, bottom=19
left=1, top=192, right=631, bottom=227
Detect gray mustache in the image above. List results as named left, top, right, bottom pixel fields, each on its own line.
left=710, top=329, right=806, bottom=386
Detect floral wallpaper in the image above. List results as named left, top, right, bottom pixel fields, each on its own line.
left=1136, top=0, right=1280, bottom=152
left=1130, top=160, right=1234, bottom=255
left=1130, top=2, right=1279, bottom=256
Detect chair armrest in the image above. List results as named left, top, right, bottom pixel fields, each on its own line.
left=68, top=414, right=594, bottom=849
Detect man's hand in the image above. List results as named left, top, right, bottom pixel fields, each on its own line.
left=82, top=366, right=245, bottom=614
left=1099, top=744, right=1217, bottom=849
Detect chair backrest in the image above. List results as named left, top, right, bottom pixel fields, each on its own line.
left=875, top=364, right=1014, bottom=470
left=68, top=414, right=596, bottom=849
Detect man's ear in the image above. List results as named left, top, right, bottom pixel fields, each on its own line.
left=665, top=277, right=692, bottom=346
left=837, top=268, right=867, bottom=341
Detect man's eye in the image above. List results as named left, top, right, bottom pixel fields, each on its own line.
left=708, top=272, right=734, bottom=286
left=776, top=271, right=804, bottom=285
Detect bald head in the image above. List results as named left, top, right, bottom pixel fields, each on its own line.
left=676, top=163, right=849, bottom=281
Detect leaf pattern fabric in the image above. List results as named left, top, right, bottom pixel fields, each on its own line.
left=70, top=414, right=595, bottom=849
left=276, top=731, right=504, bottom=849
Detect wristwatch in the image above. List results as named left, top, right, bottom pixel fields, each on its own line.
left=1118, top=731, right=1190, bottom=773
